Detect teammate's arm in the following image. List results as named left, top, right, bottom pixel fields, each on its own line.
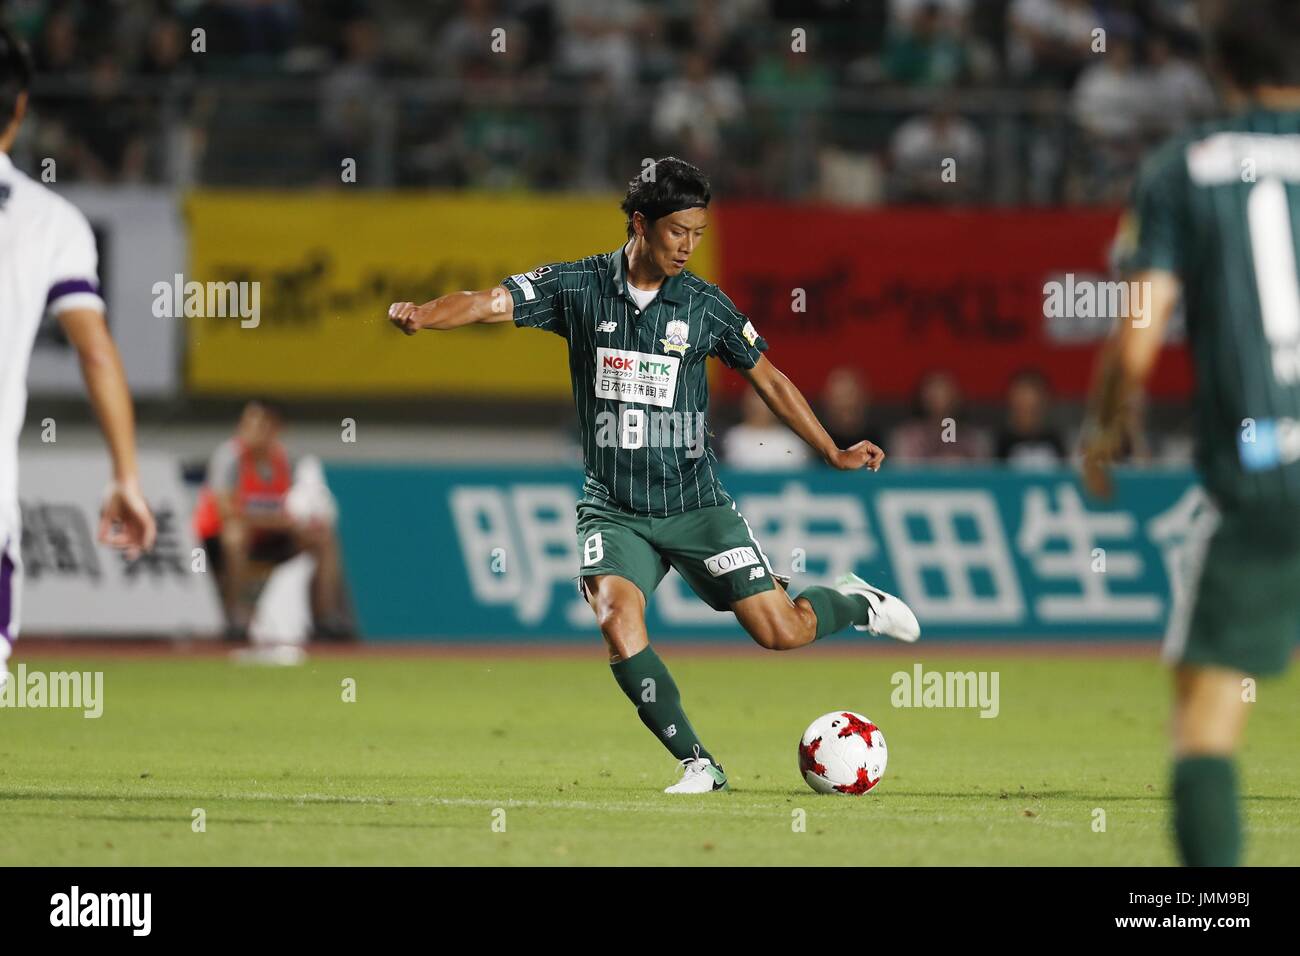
left=57, top=307, right=157, bottom=554
left=387, top=286, right=515, bottom=334
left=740, top=355, right=885, bottom=472
left=1080, top=268, right=1181, bottom=498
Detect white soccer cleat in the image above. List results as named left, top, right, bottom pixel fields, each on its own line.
left=834, top=572, right=921, bottom=643
left=664, top=755, right=728, bottom=794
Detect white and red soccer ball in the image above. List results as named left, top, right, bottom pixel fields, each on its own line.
left=798, top=711, right=888, bottom=795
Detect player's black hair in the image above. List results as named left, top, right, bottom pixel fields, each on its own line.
left=0, top=23, right=32, bottom=130
left=1208, top=0, right=1300, bottom=90
left=621, top=157, right=711, bottom=239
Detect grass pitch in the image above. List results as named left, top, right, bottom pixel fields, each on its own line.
left=2, top=648, right=1298, bottom=866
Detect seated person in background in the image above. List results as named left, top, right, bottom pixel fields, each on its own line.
left=193, top=401, right=347, bottom=639
left=817, top=366, right=881, bottom=462
left=889, top=369, right=991, bottom=463
left=723, top=387, right=812, bottom=471
left=995, top=369, right=1067, bottom=469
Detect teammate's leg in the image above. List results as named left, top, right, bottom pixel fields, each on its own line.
left=1162, top=504, right=1299, bottom=866
left=583, top=573, right=723, bottom=776
left=1170, top=665, right=1252, bottom=866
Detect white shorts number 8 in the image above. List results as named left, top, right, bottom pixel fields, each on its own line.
left=583, top=532, right=604, bottom=566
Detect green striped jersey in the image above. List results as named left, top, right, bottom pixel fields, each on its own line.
left=1118, top=108, right=1300, bottom=507
left=502, top=244, right=768, bottom=516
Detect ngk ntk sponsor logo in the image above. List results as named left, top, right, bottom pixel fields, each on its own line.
left=594, top=347, right=680, bottom=409
left=704, top=546, right=760, bottom=577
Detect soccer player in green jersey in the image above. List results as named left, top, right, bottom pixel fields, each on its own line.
left=1083, top=1, right=1300, bottom=864
left=388, top=157, right=919, bottom=793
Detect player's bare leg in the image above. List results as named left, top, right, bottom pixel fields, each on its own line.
left=731, top=587, right=818, bottom=651
left=732, top=574, right=920, bottom=650
left=1170, top=664, right=1252, bottom=866
left=581, top=573, right=649, bottom=663
left=583, top=573, right=726, bottom=793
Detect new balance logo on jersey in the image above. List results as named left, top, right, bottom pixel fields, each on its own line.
left=748, top=567, right=766, bottom=580
left=596, top=320, right=618, bottom=333
left=704, top=546, right=760, bottom=577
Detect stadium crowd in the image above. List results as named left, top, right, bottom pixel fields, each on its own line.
left=719, top=363, right=1185, bottom=470
left=6, top=0, right=1214, bottom=202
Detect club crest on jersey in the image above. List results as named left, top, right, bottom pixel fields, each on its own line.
left=660, top=319, right=691, bottom=355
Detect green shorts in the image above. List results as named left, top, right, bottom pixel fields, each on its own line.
left=575, top=500, right=782, bottom=611
left=1170, top=502, right=1300, bottom=677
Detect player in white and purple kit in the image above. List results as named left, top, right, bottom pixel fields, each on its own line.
left=0, top=26, right=155, bottom=689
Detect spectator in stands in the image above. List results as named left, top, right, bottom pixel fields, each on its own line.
left=1071, top=34, right=1147, bottom=201
left=995, top=369, right=1067, bottom=469
left=64, top=53, right=148, bottom=182
left=552, top=0, right=641, bottom=90
left=193, top=401, right=348, bottom=640
left=890, top=0, right=972, bottom=26
left=749, top=43, right=833, bottom=197
left=457, top=63, right=550, bottom=189
left=320, top=16, right=390, bottom=181
left=882, top=0, right=970, bottom=87
left=889, top=102, right=985, bottom=202
left=724, top=387, right=812, bottom=471
left=652, top=47, right=743, bottom=168
left=436, top=0, right=523, bottom=81
left=889, top=370, right=991, bottom=463
left=138, top=12, right=188, bottom=78
left=1143, top=31, right=1215, bottom=137
left=32, top=3, right=80, bottom=75
left=817, top=367, right=880, bottom=463
left=1007, top=0, right=1099, bottom=87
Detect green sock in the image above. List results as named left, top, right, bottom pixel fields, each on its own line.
left=798, top=586, right=870, bottom=639
left=1173, top=755, right=1241, bottom=866
left=610, top=646, right=719, bottom=768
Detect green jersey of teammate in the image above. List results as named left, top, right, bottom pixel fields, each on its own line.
left=1118, top=109, right=1300, bottom=507
left=500, top=247, right=766, bottom=517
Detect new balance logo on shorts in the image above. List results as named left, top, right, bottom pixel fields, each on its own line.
left=704, top=546, right=760, bottom=577
left=664, top=724, right=677, bottom=739
left=748, top=567, right=765, bottom=580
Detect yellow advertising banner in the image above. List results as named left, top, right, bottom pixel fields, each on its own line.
left=185, top=192, right=717, bottom=397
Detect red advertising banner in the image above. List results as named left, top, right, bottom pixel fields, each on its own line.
left=711, top=205, right=1193, bottom=401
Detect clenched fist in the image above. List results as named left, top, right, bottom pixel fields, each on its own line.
left=388, top=301, right=424, bottom=336
left=828, top=440, right=886, bottom=472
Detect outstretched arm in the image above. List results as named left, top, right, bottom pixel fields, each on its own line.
left=388, top=286, right=515, bottom=334
left=740, top=355, right=884, bottom=471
